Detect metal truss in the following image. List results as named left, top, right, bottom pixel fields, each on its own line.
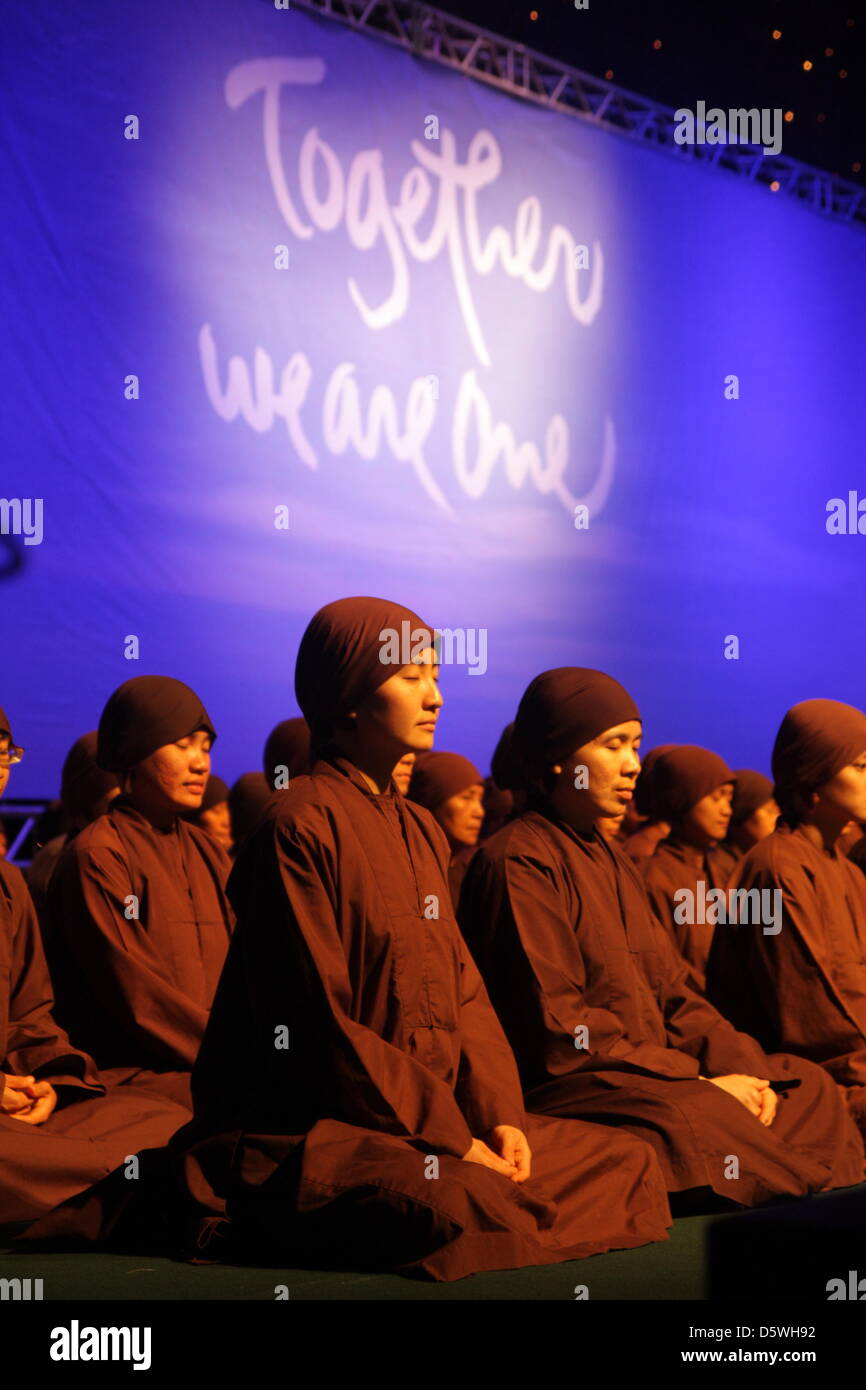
left=282, top=0, right=866, bottom=229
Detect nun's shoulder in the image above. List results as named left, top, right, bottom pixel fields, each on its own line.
left=737, top=828, right=809, bottom=882
left=470, top=811, right=556, bottom=871
left=55, top=807, right=124, bottom=861
left=262, top=772, right=348, bottom=840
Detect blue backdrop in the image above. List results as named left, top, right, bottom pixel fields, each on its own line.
left=2, top=0, right=865, bottom=796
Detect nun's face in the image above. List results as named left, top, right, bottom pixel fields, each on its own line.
left=739, top=798, right=780, bottom=847
left=816, top=754, right=866, bottom=823
left=554, top=720, right=642, bottom=824
left=679, top=783, right=733, bottom=848
left=436, top=783, right=485, bottom=848
left=0, top=738, right=9, bottom=799
left=129, top=730, right=212, bottom=819
left=355, top=652, right=443, bottom=757
left=197, top=800, right=233, bottom=850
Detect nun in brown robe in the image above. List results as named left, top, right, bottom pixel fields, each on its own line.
left=459, top=669, right=864, bottom=1211
left=26, top=731, right=120, bottom=930
left=641, top=747, right=736, bottom=991
left=44, top=678, right=234, bottom=1106
left=710, top=770, right=778, bottom=886
left=408, top=751, right=485, bottom=908
left=19, top=601, right=671, bottom=1278
left=0, top=708, right=188, bottom=1222
left=707, top=700, right=866, bottom=1138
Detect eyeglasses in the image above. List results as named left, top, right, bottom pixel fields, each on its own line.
left=0, top=745, right=24, bottom=766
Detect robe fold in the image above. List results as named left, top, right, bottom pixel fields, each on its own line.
left=707, top=824, right=866, bottom=1137
left=0, top=859, right=188, bottom=1222
left=459, top=808, right=865, bottom=1208
left=19, top=756, right=671, bottom=1279
left=643, top=837, right=727, bottom=992
left=44, top=797, right=234, bottom=1100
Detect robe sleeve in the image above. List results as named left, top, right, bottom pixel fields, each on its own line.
left=643, top=865, right=693, bottom=968
left=48, top=840, right=210, bottom=1069
left=3, top=868, right=102, bottom=1099
left=453, top=932, right=526, bottom=1134
left=709, top=857, right=866, bottom=1088
left=265, top=820, right=477, bottom=1157
left=460, top=847, right=703, bottom=1081
left=642, top=856, right=711, bottom=992
left=643, top=867, right=676, bottom=940
left=651, top=910, right=785, bottom=1079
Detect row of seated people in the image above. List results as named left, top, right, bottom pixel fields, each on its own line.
left=2, top=596, right=866, bottom=1281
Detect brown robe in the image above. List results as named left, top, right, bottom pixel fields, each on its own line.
left=710, top=843, right=741, bottom=885
left=0, top=859, right=188, bottom=1222
left=19, top=755, right=671, bottom=1278
left=707, top=824, right=866, bottom=1138
left=25, top=832, right=67, bottom=934
left=45, top=797, right=234, bottom=1102
left=459, top=806, right=864, bottom=1208
left=447, top=845, right=477, bottom=911
left=643, top=837, right=728, bottom=992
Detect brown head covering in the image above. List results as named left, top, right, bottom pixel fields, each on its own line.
left=295, top=597, right=435, bottom=749
left=409, top=752, right=483, bottom=811
left=199, top=774, right=229, bottom=812
left=730, top=769, right=774, bottom=826
left=97, top=675, right=216, bottom=773
left=490, top=722, right=527, bottom=792
left=263, top=717, right=311, bottom=787
left=60, top=732, right=120, bottom=821
left=772, top=699, right=866, bottom=824
left=229, top=772, right=272, bottom=843
left=637, top=745, right=734, bottom=825
left=513, top=668, right=640, bottom=780
left=633, top=744, right=677, bottom=818
left=0, top=704, right=13, bottom=744
left=483, top=777, right=513, bottom=822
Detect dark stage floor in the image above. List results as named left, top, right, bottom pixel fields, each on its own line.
left=6, top=1182, right=865, bottom=1300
